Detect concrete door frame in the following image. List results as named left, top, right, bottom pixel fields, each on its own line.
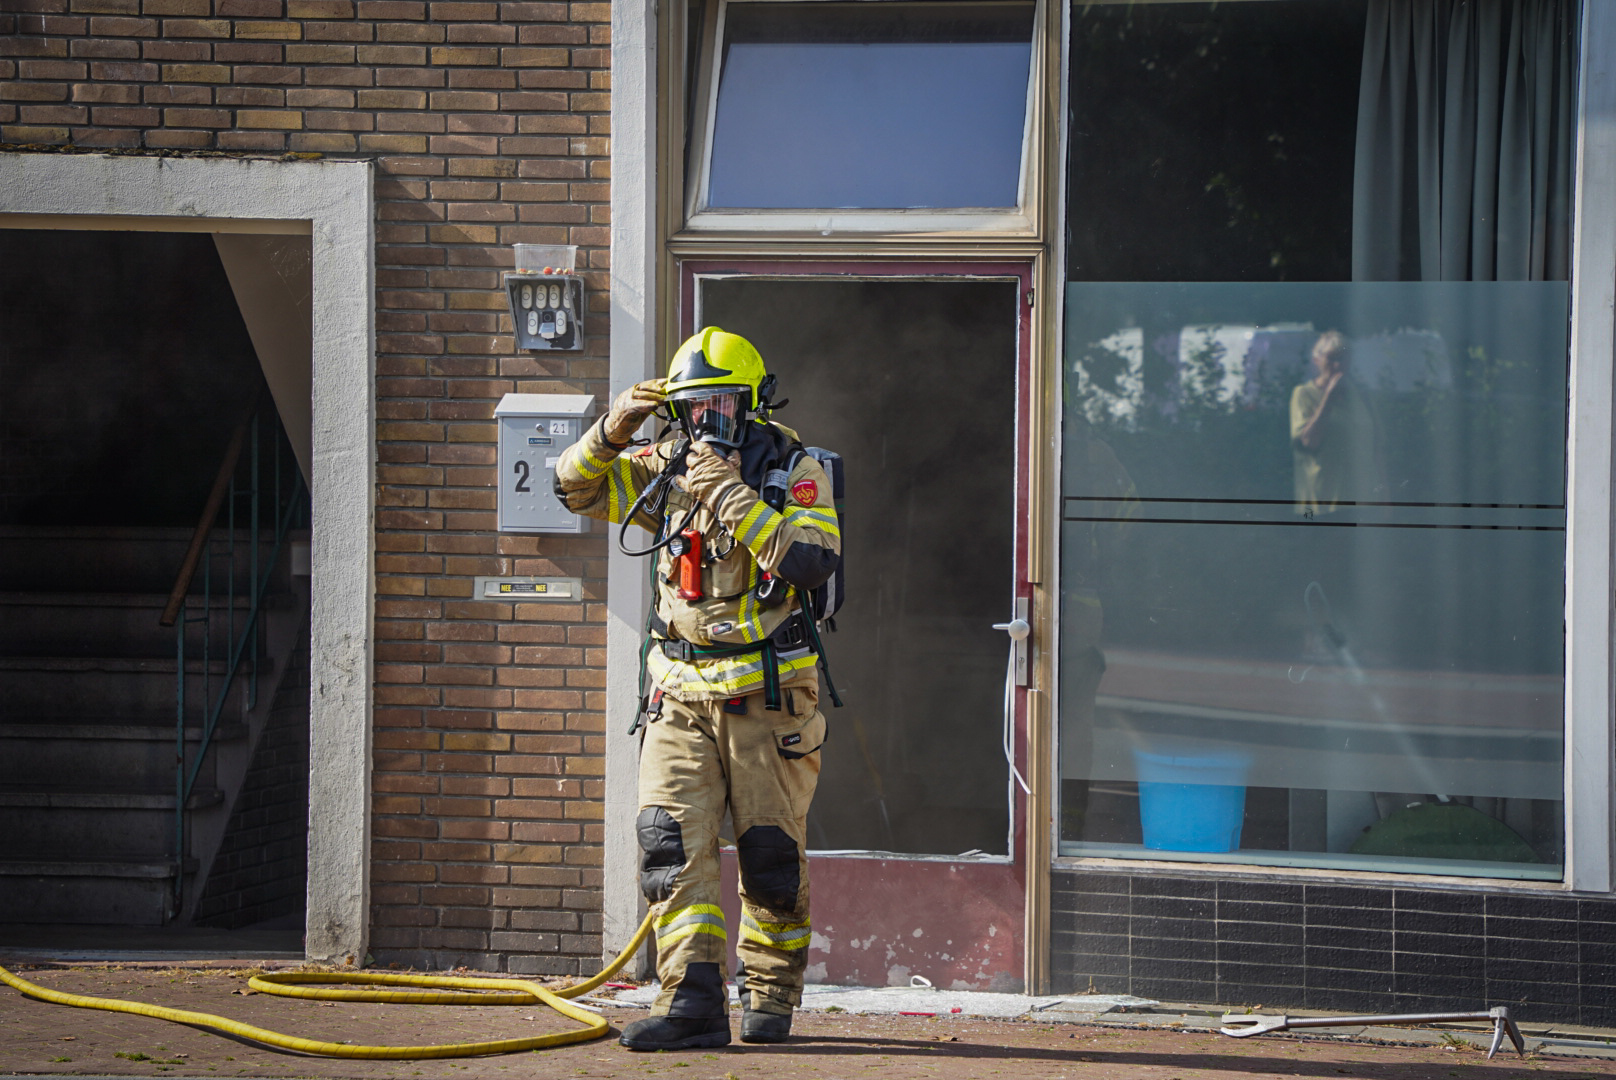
left=0, top=150, right=377, bottom=964
left=604, top=0, right=659, bottom=968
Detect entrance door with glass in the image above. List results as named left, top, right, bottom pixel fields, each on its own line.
left=684, top=261, right=1034, bottom=989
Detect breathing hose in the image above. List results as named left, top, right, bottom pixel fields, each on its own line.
left=617, top=436, right=695, bottom=558
left=0, top=911, right=654, bottom=1060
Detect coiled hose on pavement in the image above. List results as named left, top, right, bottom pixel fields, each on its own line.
left=0, top=911, right=654, bottom=1060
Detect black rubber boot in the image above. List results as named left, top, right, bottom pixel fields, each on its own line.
left=618, top=1014, right=731, bottom=1051
left=740, top=1008, right=792, bottom=1044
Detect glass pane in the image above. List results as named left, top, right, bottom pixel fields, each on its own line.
left=700, top=278, right=1017, bottom=854
left=706, top=3, right=1034, bottom=210
left=1059, top=0, right=1577, bottom=880
left=1066, top=1, right=1365, bottom=282
left=1061, top=282, right=1567, bottom=880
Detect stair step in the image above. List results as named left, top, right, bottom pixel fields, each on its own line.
left=0, top=592, right=251, bottom=608
left=0, top=591, right=292, bottom=659
left=0, top=527, right=193, bottom=593
left=0, top=656, right=231, bottom=675
left=0, top=857, right=192, bottom=926
left=0, top=858, right=181, bottom=879
left=0, top=788, right=223, bottom=810
left=0, top=719, right=243, bottom=789
left=0, top=655, right=270, bottom=716
left=0, top=719, right=246, bottom=741
left=4, top=832, right=195, bottom=861
left=0, top=789, right=224, bottom=858
left=0, top=526, right=287, bottom=594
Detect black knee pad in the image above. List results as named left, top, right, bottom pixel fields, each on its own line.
left=736, top=825, right=800, bottom=912
left=637, top=807, right=685, bottom=903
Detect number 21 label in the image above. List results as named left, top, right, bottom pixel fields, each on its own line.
left=549, top=420, right=570, bottom=435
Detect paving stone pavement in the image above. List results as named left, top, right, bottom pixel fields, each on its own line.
left=4, top=965, right=1616, bottom=1080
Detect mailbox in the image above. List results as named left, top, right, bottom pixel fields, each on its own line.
left=495, top=393, right=596, bottom=534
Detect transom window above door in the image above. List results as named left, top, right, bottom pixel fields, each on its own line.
left=683, top=0, right=1040, bottom=233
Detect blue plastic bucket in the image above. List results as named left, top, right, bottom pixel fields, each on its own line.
left=1133, top=748, right=1251, bottom=853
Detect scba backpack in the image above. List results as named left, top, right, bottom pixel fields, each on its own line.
left=762, top=444, right=845, bottom=706
left=798, top=447, right=845, bottom=624
left=762, top=446, right=844, bottom=621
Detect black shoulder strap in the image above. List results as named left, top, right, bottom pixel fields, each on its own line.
left=761, top=425, right=806, bottom=512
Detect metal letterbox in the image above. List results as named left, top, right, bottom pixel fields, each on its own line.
left=495, top=393, right=596, bottom=534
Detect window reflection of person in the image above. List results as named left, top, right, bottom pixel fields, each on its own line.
left=1290, top=330, right=1379, bottom=516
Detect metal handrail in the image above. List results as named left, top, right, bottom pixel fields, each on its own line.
left=167, top=401, right=306, bottom=918
left=161, top=393, right=262, bottom=629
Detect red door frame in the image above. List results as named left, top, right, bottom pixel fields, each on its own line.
left=682, top=258, right=1036, bottom=990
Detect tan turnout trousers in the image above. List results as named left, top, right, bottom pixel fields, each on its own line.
left=637, top=684, right=826, bottom=1018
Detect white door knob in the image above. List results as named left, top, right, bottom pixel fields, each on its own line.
left=993, top=619, right=1031, bottom=642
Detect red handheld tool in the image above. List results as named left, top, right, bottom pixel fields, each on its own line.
left=672, top=528, right=704, bottom=600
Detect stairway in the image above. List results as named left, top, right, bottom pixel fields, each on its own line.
left=0, top=526, right=307, bottom=926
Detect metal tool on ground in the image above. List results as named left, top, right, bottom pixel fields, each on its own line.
left=0, top=913, right=655, bottom=1059
left=1220, top=1006, right=1526, bottom=1059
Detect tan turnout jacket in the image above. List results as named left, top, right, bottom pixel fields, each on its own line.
left=555, top=418, right=841, bottom=701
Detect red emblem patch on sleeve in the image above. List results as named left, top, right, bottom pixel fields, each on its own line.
left=791, top=480, right=818, bottom=507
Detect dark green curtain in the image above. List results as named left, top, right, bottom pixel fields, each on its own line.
left=1352, top=0, right=1577, bottom=281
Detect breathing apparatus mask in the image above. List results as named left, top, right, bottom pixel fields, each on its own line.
left=667, top=385, right=749, bottom=448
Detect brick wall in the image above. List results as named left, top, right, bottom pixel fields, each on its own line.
left=3, top=0, right=613, bottom=973
left=197, top=620, right=311, bottom=929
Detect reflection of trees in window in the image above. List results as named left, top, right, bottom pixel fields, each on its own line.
left=1067, top=2, right=1366, bottom=283
left=1072, top=314, right=1556, bottom=510
left=1069, top=321, right=1309, bottom=503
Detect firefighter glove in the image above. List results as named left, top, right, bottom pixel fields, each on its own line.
left=604, top=379, right=668, bottom=446
left=680, top=439, right=745, bottom=508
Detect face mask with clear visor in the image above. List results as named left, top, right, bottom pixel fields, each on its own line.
left=668, top=386, right=749, bottom=448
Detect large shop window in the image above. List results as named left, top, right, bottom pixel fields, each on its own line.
left=1060, top=0, right=1577, bottom=880
left=688, top=0, right=1036, bottom=221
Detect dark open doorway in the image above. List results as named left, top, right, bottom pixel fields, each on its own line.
left=0, top=229, right=309, bottom=959
left=700, top=276, right=1019, bottom=856
left=692, top=265, right=1033, bottom=991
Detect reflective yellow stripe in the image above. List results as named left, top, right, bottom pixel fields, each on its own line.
left=740, top=913, right=810, bottom=951
left=656, top=902, right=724, bottom=929
left=658, top=922, right=727, bottom=947
left=737, top=502, right=783, bottom=547
left=568, top=441, right=613, bottom=481
left=735, top=562, right=768, bottom=643
left=753, top=512, right=783, bottom=545
left=785, top=506, right=840, bottom=538
left=736, top=502, right=768, bottom=543
left=655, top=904, right=727, bottom=947
left=605, top=457, right=636, bottom=523
left=647, top=650, right=820, bottom=697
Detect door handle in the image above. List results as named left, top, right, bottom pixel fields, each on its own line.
left=996, top=596, right=1033, bottom=794
left=993, top=597, right=1031, bottom=687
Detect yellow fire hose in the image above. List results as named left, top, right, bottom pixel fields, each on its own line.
left=0, top=912, right=654, bottom=1060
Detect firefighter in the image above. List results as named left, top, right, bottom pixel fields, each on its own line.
left=554, top=328, right=841, bottom=1051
